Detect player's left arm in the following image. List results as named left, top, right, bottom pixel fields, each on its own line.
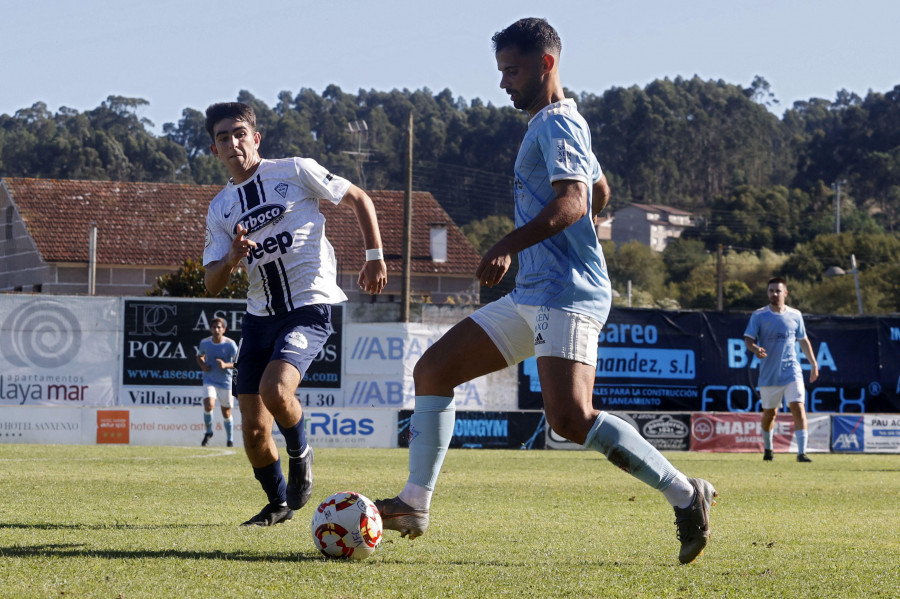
left=341, top=184, right=387, bottom=295
left=592, top=173, right=610, bottom=217
left=799, top=336, right=819, bottom=383
left=477, top=179, right=587, bottom=287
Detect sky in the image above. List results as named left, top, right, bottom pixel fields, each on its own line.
left=2, top=0, right=898, bottom=134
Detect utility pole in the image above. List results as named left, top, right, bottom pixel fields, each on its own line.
left=88, top=223, right=98, bottom=296
left=400, top=112, right=413, bottom=323
left=345, top=120, right=369, bottom=189
left=832, top=179, right=846, bottom=234
left=716, top=244, right=724, bottom=311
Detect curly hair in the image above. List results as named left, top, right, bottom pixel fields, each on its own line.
left=204, top=102, right=257, bottom=141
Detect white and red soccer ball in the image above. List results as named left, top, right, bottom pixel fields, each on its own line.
left=310, top=491, right=383, bottom=560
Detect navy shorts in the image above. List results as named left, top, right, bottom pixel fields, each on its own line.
left=234, top=304, right=333, bottom=395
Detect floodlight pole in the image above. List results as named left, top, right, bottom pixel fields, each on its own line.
left=832, top=180, right=846, bottom=234
left=88, top=222, right=98, bottom=296
left=400, top=111, right=413, bottom=323
left=850, top=254, right=863, bottom=315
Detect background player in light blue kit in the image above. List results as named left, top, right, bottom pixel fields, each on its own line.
left=376, top=17, right=717, bottom=564
left=196, top=317, right=238, bottom=447
left=744, top=277, right=819, bottom=462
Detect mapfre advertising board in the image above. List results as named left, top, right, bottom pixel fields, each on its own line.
left=0, top=296, right=118, bottom=407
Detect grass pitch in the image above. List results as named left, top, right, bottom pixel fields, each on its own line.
left=0, top=445, right=897, bottom=598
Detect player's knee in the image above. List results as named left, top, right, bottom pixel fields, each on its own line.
left=544, top=411, right=590, bottom=445
left=413, top=350, right=450, bottom=387
left=258, top=376, right=292, bottom=404
left=241, top=423, right=269, bottom=448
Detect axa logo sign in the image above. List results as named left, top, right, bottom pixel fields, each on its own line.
left=834, top=433, right=862, bottom=451
left=233, top=205, right=285, bottom=235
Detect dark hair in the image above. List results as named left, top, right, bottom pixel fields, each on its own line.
left=492, top=18, right=561, bottom=56
left=767, top=276, right=787, bottom=287
left=210, top=317, right=227, bottom=329
left=204, top=102, right=257, bottom=141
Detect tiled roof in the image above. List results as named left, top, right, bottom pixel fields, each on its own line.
left=2, top=178, right=481, bottom=275
left=321, top=191, right=481, bottom=274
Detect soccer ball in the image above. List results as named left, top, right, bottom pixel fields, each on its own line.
left=310, top=491, right=383, bottom=560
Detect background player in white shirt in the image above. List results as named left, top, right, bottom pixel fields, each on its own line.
left=375, top=18, right=717, bottom=564
left=203, top=102, right=387, bottom=526
left=744, top=277, right=819, bottom=462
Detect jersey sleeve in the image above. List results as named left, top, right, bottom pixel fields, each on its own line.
left=293, top=157, right=352, bottom=205
left=203, top=198, right=233, bottom=267
left=743, top=313, right=759, bottom=340
left=591, top=153, right=603, bottom=182
left=197, top=338, right=208, bottom=357
left=796, top=312, right=808, bottom=340
left=538, top=114, right=594, bottom=186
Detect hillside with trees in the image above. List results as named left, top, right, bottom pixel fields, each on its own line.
left=2, top=78, right=899, bottom=313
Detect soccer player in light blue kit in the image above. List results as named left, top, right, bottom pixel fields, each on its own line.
left=744, top=277, right=819, bottom=462
left=196, top=317, right=238, bottom=447
left=376, top=18, right=717, bottom=564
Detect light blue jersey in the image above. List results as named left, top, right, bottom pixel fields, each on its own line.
left=510, top=99, right=612, bottom=324
left=744, top=306, right=807, bottom=386
left=198, top=336, right=238, bottom=389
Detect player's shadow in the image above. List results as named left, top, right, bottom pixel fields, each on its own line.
left=0, top=522, right=219, bottom=531
left=0, top=542, right=321, bottom=563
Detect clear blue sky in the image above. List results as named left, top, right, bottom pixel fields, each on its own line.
left=3, top=0, right=897, bottom=133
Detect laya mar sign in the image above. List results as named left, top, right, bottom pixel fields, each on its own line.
left=519, top=308, right=900, bottom=413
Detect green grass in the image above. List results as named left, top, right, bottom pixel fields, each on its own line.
left=0, top=446, right=898, bottom=598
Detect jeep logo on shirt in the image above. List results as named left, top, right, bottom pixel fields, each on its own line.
left=246, top=231, right=293, bottom=265
left=233, top=205, right=286, bottom=235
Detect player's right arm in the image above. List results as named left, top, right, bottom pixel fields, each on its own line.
left=476, top=178, right=588, bottom=287
left=743, top=335, right=767, bottom=359
left=204, top=223, right=257, bottom=296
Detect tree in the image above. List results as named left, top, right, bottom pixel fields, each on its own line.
left=147, top=259, right=248, bottom=298
left=461, top=215, right=514, bottom=254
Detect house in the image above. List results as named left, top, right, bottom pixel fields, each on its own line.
left=593, top=215, right=613, bottom=241
left=0, top=177, right=481, bottom=303
left=611, top=203, right=693, bottom=251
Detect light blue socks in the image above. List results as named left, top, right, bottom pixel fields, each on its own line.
left=203, top=410, right=214, bottom=435
left=406, top=395, right=456, bottom=491
left=796, top=429, right=808, bottom=454
left=224, top=417, right=234, bottom=443
left=763, top=429, right=774, bottom=450
left=582, top=411, right=680, bottom=491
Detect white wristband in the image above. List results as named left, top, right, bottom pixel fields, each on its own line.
left=365, top=248, right=384, bottom=261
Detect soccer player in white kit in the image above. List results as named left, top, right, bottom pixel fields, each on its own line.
left=375, top=18, right=717, bottom=564
left=744, top=277, right=819, bottom=462
left=203, top=102, right=387, bottom=526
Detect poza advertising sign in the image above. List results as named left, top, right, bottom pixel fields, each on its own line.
left=121, top=299, right=342, bottom=407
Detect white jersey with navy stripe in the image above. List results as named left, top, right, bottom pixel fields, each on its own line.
left=204, top=157, right=350, bottom=316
